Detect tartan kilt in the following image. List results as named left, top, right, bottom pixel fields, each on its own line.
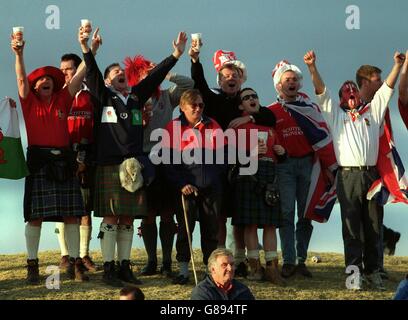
left=23, top=167, right=85, bottom=222
left=232, top=160, right=281, bottom=227
left=94, top=164, right=148, bottom=218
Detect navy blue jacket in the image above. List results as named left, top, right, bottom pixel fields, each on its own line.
left=191, top=275, right=255, bottom=300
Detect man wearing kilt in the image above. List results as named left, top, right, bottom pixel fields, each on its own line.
left=232, top=88, right=286, bottom=286
left=80, top=30, right=187, bottom=286
left=11, top=29, right=90, bottom=284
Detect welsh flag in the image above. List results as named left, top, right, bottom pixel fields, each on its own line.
left=0, top=98, right=28, bottom=179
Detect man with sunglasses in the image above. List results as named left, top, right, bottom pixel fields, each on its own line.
left=189, top=45, right=276, bottom=278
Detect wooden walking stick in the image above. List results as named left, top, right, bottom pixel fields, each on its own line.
left=181, top=193, right=198, bottom=286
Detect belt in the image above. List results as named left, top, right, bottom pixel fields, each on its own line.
left=339, top=166, right=376, bottom=171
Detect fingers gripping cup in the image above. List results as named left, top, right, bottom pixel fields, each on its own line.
left=191, top=33, right=202, bottom=52
left=12, top=26, right=24, bottom=46
left=81, top=19, right=92, bottom=39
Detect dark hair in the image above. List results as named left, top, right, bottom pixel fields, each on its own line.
left=61, top=53, right=82, bottom=69
left=238, top=87, right=257, bottom=103
left=356, top=65, right=382, bottom=89
left=218, top=63, right=243, bottom=80
left=338, top=80, right=358, bottom=99
left=180, top=89, right=203, bottom=106
left=120, top=286, right=145, bottom=300
left=104, top=63, right=121, bottom=79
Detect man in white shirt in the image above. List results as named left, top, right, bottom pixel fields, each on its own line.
left=304, top=50, right=405, bottom=290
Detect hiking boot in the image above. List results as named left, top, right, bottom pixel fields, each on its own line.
left=265, top=259, right=286, bottom=286
left=59, top=255, right=70, bottom=271
left=281, top=263, right=297, bottom=278
left=172, top=274, right=189, bottom=285
left=247, top=258, right=264, bottom=281
left=160, top=262, right=174, bottom=278
left=82, top=255, right=99, bottom=272
left=67, top=257, right=89, bottom=281
left=118, top=260, right=142, bottom=285
left=140, top=260, right=158, bottom=276
left=26, top=259, right=40, bottom=285
left=366, top=271, right=386, bottom=291
left=234, top=260, right=248, bottom=278
left=103, top=261, right=123, bottom=287
left=296, top=263, right=313, bottom=278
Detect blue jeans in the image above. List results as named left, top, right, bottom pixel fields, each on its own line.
left=277, top=156, right=313, bottom=265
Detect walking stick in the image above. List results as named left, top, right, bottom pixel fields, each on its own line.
left=181, top=193, right=198, bottom=286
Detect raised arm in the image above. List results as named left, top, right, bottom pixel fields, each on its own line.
left=132, top=32, right=187, bottom=105
left=304, top=50, right=325, bottom=95
left=11, top=37, right=29, bottom=99
left=385, top=51, right=405, bottom=89
left=399, top=50, right=408, bottom=106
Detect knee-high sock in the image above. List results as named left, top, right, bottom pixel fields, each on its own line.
left=65, top=224, right=80, bottom=259
left=80, top=225, right=92, bottom=258
left=117, top=225, right=134, bottom=262
left=25, top=224, right=41, bottom=260
left=99, top=223, right=117, bottom=262
left=55, top=222, right=69, bottom=256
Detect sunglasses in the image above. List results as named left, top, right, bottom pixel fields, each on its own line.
left=241, top=94, right=258, bottom=101
left=191, top=102, right=205, bottom=109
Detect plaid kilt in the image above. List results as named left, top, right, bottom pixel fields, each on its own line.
left=94, top=164, right=148, bottom=218
left=23, top=167, right=84, bottom=222
left=232, top=160, right=281, bottom=227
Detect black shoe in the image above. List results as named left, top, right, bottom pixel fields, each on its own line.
left=160, top=262, right=174, bottom=278
left=103, top=261, right=123, bottom=287
left=140, top=261, right=158, bottom=276
left=281, top=264, right=297, bottom=278
left=235, top=261, right=248, bottom=278
left=119, top=260, right=142, bottom=285
left=172, top=274, right=189, bottom=285
left=296, top=263, right=313, bottom=278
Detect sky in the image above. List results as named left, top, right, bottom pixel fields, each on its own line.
left=1, top=0, right=408, bottom=257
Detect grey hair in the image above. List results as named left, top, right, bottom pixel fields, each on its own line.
left=207, top=248, right=234, bottom=272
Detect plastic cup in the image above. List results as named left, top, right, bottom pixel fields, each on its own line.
left=257, top=131, right=268, bottom=144
left=191, top=33, right=202, bottom=52
left=12, top=26, right=24, bottom=46
left=81, top=19, right=92, bottom=39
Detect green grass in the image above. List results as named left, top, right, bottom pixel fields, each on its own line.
left=0, top=250, right=406, bottom=300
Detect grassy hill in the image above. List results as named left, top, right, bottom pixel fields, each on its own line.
left=0, top=250, right=406, bottom=300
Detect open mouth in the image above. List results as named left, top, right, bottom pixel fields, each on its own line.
left=42, top=86, right=51, bottom=90
left=228, top=82, right=236, bottom=88
left=288, top=86, right=296, bottom=92
left=250, top=102, right=257, bottom=107
left=118, top=77, right=126, bottom=84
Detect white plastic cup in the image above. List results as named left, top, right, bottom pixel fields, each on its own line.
left=191, top=33, right=202, bottom=52
left=81, top=19, right=92, bottom=39
left=12, top=26, right=24, bottom=46
left=257, top=131, right=268, bottom=144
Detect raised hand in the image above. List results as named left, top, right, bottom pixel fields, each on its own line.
left=304, top=50, right=316, bottom=66
left=10, top=34, right=24, bottom=56
left=172, top=31, right=187, bottom=59
left=394, top=51, right=406, bottom=66
left=91, top=27, right=102, bottom=55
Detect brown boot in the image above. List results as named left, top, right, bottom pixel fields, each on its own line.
left=265, top=259, right=286, bottom=286
left=59, top=255, right=70, bottom=271
left=247, top=258, right=263, bottom=281
left=26, top=259, right=40, bottom=284
left=82, top=255, right=99, bottom=272
left=67, top=257, right=90, bottom=281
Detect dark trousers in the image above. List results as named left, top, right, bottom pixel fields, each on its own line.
left=175, top=188, right=220, bottom=265
left=337, top=167, right=383, bottom=274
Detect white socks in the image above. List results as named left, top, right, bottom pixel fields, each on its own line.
left=247, top=249, right=260, bottom=260
left=117, top=225, right=134, bottom=262
left=100, top=223, right=117, bottom=262
left=55, top=222, right=69, bottom=256
left=265, top=251, right=278, bottom=262
left=25, top=224, right=41, bottom=260
left=65, top=224, right=80, bottom=259
left=80, top=225, right=91, bottom=258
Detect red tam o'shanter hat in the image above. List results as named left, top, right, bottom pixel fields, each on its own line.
left=27, top=66, right=65, bottom=93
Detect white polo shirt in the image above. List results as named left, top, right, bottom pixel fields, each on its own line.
left=315, top=82, right=393, bottom=166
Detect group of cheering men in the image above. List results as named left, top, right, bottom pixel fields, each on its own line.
left=8, top=24, right=407, bottom=293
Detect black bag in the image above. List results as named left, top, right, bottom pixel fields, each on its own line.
left=265, top=182, right=280, bottom=207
